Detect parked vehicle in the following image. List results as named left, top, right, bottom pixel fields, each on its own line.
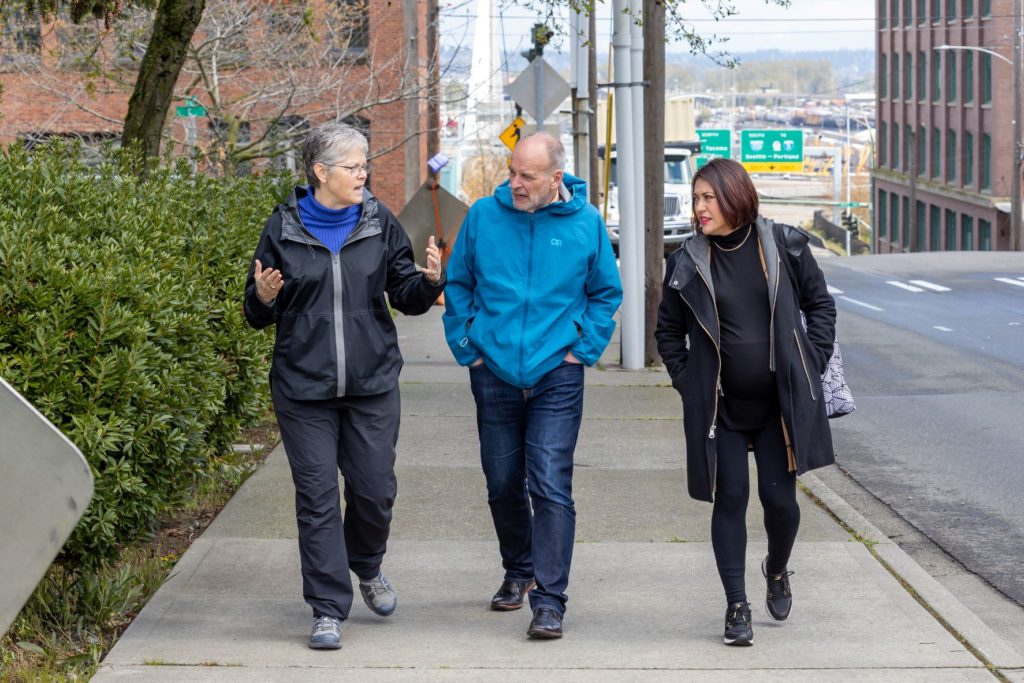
left=599, top=141, right=700, bottom=256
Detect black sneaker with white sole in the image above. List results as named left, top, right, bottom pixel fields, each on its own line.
left=723, top=601, right=753, bottom=646
left=761, top=556, right=794, bottom=621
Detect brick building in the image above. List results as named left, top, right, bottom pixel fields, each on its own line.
left=873, top=0, right=1017, bottom=252
left=0, top=0, right=438, bottom=211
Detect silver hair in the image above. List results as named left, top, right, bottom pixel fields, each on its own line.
left=521, top=131, right=565, bottom=172
left=302, top=123, right=369, bottom=188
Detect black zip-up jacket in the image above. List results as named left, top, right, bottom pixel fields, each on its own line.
left=655, top=217, right=836, bottom=502
left=244, top=186, right=446, bottom=401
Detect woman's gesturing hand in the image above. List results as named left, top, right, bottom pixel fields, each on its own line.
left=424, top=236, right=442, bottom=285
left=255, top=259, right=284, bottom=305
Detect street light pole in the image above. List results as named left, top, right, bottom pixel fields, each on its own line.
left=936, top=42, right=1021, bottom=250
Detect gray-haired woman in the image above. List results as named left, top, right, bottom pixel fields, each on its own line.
left=244, top=123, right=444, bottom=650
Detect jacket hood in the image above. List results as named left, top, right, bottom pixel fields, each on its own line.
left=493, top=173, right=590, bottom=215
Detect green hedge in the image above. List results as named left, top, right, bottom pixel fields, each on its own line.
left=0, top=143, right=289, bottom=567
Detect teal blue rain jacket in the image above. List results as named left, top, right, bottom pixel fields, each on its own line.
left=443, top=174, right=623, bottom=388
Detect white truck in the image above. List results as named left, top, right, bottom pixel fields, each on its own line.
left=600, top=141, right=700, bottom=256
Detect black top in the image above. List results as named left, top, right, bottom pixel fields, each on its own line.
left=708, top=225, right=779, bottom=431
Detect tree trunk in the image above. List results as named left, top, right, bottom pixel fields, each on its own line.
left=121, top=0, right=206, bottom=167
left=642, top=0, right=665, bottom=366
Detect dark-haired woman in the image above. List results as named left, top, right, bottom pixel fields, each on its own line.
left=655, top=157, right=836, bottom=646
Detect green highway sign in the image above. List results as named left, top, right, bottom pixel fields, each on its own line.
left=175, top=97, right=206, bottom=118
left=740, top=129, right=804, bottom=173
left=697, top=129, right=731, bottom=158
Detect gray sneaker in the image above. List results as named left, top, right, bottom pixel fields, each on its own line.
left=308, top=615, right=342, bottom=650
left=359, top=571, right=397, bottom=616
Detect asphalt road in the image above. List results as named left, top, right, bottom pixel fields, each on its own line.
left=817, top=251, right=1024, bottom=606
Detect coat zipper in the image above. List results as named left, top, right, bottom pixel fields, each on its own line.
left=694, top=248, right=723, bottom=441
left=518, top=214, right=536, bottom=385
left=793, top=330, right=818, bottom=399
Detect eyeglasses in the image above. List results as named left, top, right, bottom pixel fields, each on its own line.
left=323, top=162, right=371, bottom=177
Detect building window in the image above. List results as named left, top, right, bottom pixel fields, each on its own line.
left=892, top=124, right=900, bottom=170
left=932, top=0, right=941, bottom=20
left=947, top=129, right=957, bottom=181
left=916, top=201, right=926, bottom=251
left=980, top=219, right=992, bottom=249
left=930, top=205, right=941, bottom=250
left=880, top=122, right=888, bottom=165
left=1, top=8, right=42, bottom=68
left=964, top=0, right=974, bottom=16
left=880, top=53, right=888, bottom=98
left=981, top=133, right=991, bottom=189
left=905, top=124, right=913, bottom=173
left=891, top=193, right=901, bottom=245
left=982, top=0, right=991, bottom=16
left=903, top=197, right=911, bottom=247
left=961, top=214, right=974, bottom=249
left=931, top=127, right=941, bottom=177
left=946, top=0, right=955, bottom=19
left=904, top=0, right=912, bottom=24
left=945, top=209, right=957, bottom=249
left=878, top=190, right=889, bottom=237
left=268, top=115, right=310, bottom=173
left=330, top=0, right=370, bottom=59
left=965, top=132, right=974, bottom=185
left=981, top=53, right=992, bottom=103
left=932, top=57, right=941, bottom=102
left=918, top=125, right=927, bottom=174
left=892, top=0, right=900, bottom=24
left=881, top=0, right=888, bottom=27
left=893, top=53, right=901, bottom=102
left=917, top=0, right=926, bottom=22
left=905, top=51, right=913, bottom=99
left=918, top=50, right=927, bottom=101
left=946, top=52, right=956, bottom=102
left=964, top=51, right=974, bottom=103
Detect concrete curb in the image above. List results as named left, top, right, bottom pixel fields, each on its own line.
left=800, top=471, right=1024, bottom=673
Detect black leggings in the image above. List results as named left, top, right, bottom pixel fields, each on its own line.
left=711, top=419, right=800, bottom=605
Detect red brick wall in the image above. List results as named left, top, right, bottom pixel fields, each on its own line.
left=0, top=0, right=433, bottom=212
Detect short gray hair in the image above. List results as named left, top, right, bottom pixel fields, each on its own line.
left=521, top=131, right=565, bottom=172
left=302, top=123, right=369, bottom=188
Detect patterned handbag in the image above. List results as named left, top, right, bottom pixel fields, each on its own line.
left=820, top=338, right=856, bottom=418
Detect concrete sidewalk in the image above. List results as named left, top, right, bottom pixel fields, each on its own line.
left=94, top=308, right=1023, bottom=681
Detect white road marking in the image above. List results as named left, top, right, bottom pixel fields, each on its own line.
left=886, top=280, right=925, bottom=292
left=840, top=296, right=884, bottom=311
left=827, top=284, right=844, bottom=295
left=1018, top=276, right=1024, bottom=282
left=909, top=279, right=952, bottom=292
left=995, top=277, right=1024, bottom=288
left=933, top=325, right=954, bottom=332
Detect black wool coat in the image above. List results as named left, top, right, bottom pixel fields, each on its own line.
left=655, top=217, right=837, bottom=503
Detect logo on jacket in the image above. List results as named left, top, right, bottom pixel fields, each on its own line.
left=550, top=238, right=563, bottom=247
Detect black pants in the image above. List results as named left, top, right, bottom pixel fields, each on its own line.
left=272, top=382, right=400, bottom=620
left=711, top=419, right=800, bottom=605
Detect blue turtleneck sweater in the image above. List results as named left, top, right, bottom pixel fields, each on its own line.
left=297, top=188, right=362, bottom=254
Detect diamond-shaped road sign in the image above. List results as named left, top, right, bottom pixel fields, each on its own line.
left=1, top=376, right=92, bottom=635
left=398, top=180, right=469, bottom=269
left=505, top=58, right=570, bottom=123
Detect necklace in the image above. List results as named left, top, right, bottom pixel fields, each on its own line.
left=713, top=225, right=752, bottom=252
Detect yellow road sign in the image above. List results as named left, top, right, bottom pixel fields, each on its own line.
left=499, top=117, right=526, bottom=150
left=741, top=161, right=805, bottom=173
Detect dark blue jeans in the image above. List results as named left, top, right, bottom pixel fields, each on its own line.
left=469, top=361, right=585, bottom=615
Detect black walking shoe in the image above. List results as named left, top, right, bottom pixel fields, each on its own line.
left=490, top=579, right=536, bottom=611
left=762, top=556, right=794, bottom=621
left=723, top=601, right=753, bottom=646
left=527, top=607, right=563, bottom=639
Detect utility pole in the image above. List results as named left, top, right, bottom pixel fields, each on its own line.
left=643, top=0, right=665, bottom=366
left=1013, top=0, right=1022, bottom=250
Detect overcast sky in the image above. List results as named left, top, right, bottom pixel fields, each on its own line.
left=440, top=0, right=876, bottom=55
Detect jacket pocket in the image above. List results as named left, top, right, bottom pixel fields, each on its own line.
left=793, top=329, right=818, bottom=400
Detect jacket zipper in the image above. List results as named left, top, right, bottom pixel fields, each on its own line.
left=693, top=248, right=723, bottom=441
left=519, top=214, right=536, bottom=385
left=793, top=330, right=818, bottom=399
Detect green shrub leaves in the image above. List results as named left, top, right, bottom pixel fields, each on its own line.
left=0, top=142, right=288, bottom=567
